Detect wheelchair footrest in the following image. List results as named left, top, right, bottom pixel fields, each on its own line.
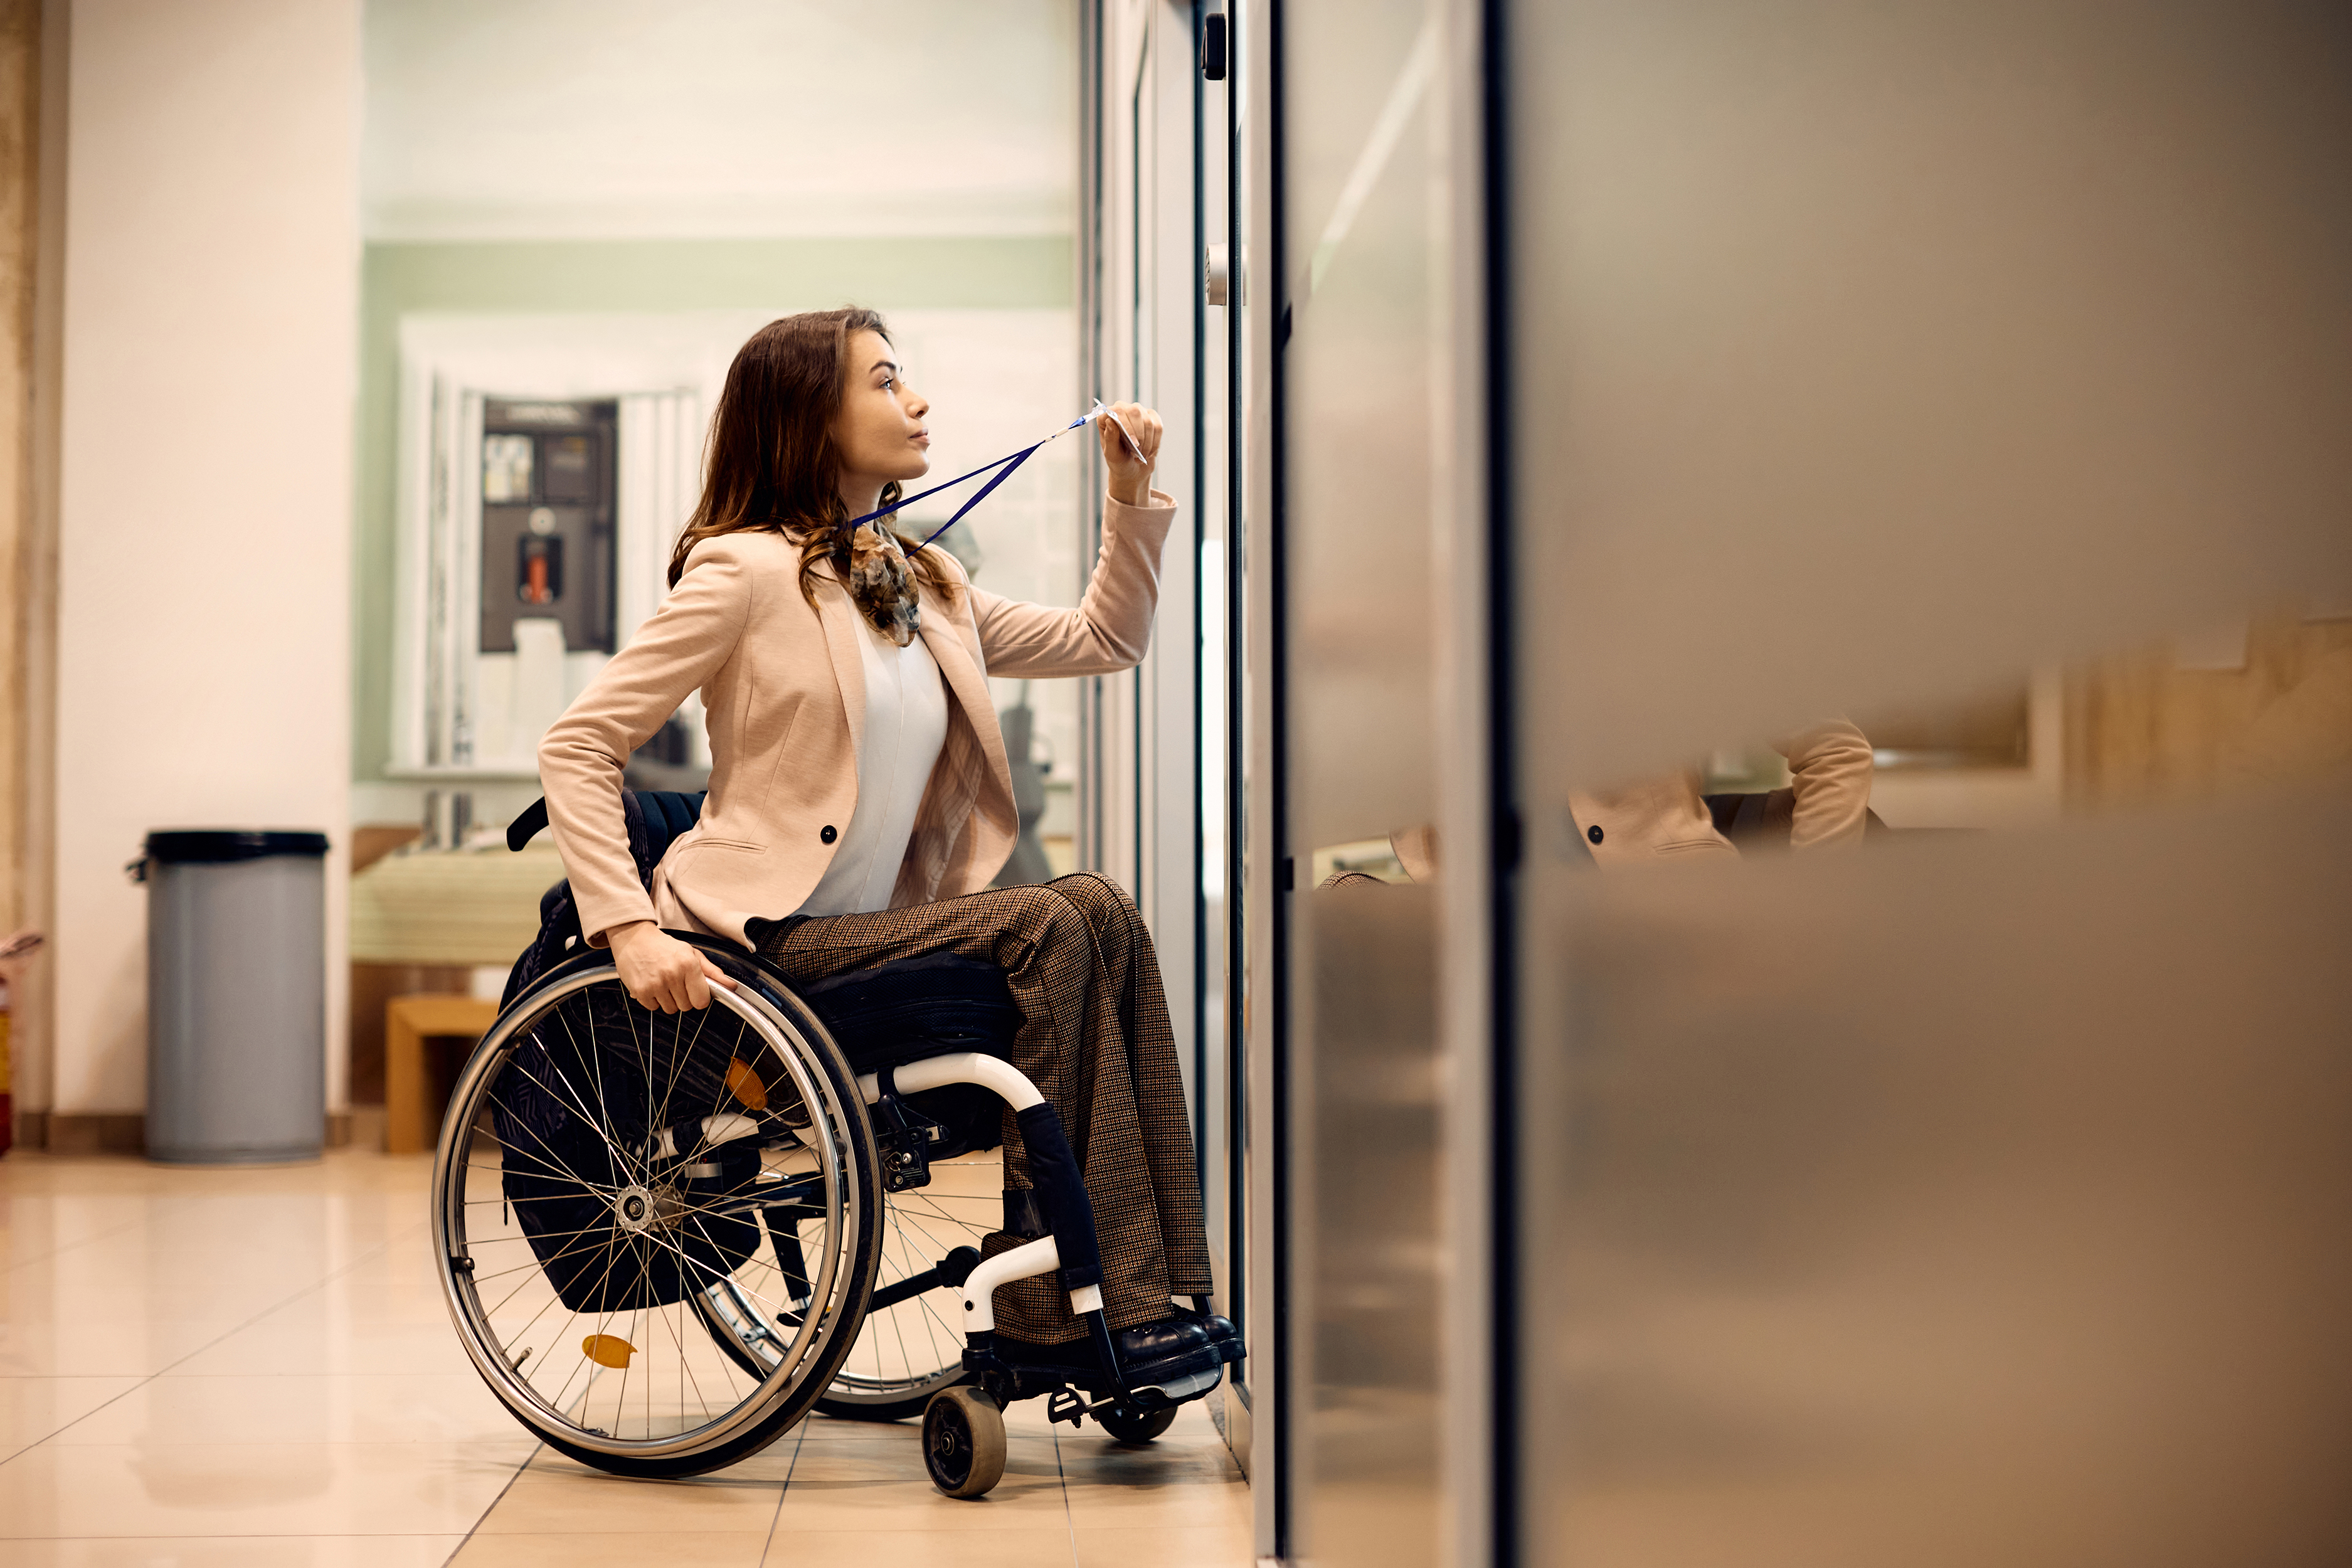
left=972, top=1313, right=1239, bottom=1412
left=1116, top=1362, right=1224, bottom=1411
left=1110, top=1325, right=1239, bottom=1409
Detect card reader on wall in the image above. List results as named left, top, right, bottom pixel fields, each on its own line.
left=479, top=398, right=618, bottom=655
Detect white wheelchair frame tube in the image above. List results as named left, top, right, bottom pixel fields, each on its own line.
left=853, top=1052, right=1105, bottom=1330
left=660, top=1052, right=1105, bottom=1331
left=856, top=1051, right=1043, bottom=1113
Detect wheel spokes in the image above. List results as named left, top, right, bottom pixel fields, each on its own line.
left=438, top=969, right=859, bottom=1456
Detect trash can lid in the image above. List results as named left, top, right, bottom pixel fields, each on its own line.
left=142, top=830, right=331, bottom=864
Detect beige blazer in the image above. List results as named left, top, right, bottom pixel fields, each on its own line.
left=541, top=492, right=1178, bottom=948
left=1567, top=721, right=1875, bottom=866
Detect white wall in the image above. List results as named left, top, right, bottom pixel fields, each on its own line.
left=53, top=0, right=361, bottom=1115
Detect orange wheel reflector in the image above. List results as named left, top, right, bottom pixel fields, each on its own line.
left=726, top=1057, right=768, bottom=1111
left=581, top=1334, right=636, bottom=1369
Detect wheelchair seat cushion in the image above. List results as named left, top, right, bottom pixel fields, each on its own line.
left=792, top=951, right=1022, bottom=1162
left=788, top=951, right=1020, bottom=1073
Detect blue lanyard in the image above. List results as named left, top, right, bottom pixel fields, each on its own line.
left=848, top=403, right=1131, bottom=556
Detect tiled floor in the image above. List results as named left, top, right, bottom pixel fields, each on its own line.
left=0, top=1147, right=1253, bottom=1567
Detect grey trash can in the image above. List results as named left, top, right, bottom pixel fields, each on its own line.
left=136, top=830, right=330, bottom=1164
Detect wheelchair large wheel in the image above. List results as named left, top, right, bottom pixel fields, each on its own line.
left=697, top=1137, right=1003, bottom=1422
left=430, top=941, right=883, bottom=1478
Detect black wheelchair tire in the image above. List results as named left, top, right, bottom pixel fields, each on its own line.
left=813, top=1369, right=969, bottom=1423
left=1094, top=1401, right=1179, bottom=1444
left=692, top=1298, right=970, bottom=1426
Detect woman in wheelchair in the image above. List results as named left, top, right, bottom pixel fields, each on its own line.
left=431, top=307, right=1233, bottom=1496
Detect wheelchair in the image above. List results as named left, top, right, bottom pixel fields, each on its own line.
left=430, top=796, right=1236, bottom=1497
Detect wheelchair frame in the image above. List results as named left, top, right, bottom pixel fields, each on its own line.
left=432, top=935, right=1227, bottom=1498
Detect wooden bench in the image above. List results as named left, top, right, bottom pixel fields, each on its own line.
left=384, top=994, right=501, bottom=1155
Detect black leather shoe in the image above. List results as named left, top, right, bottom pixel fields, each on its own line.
left=1112, top=1315, right=1217, bottom=1372
left=1169, top=1305, right=1241, bottom=1360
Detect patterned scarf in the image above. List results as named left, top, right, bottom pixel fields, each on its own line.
left=843, top=522, right=921, bottom=647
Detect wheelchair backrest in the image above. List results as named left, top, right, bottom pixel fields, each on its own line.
left=497, top=789, right=707, bottom=1010
left=506, top=790, right=707, bottom=865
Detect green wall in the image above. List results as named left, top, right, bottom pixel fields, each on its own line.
left=352, top=235, right=1074, bottom=787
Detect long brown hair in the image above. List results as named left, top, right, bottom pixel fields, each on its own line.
left=667, top=307, right=960, bottom=608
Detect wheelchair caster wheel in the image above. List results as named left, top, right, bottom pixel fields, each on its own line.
left=1094, top=1401, right=1177, bottom=1444
left=923, top=1386, right=1006, bottom=1498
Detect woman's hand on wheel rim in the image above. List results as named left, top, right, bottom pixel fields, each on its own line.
left=608, top=921, right=738, bottom=1012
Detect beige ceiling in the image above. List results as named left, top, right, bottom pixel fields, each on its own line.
left=363, top=0, right=1078, bottom=241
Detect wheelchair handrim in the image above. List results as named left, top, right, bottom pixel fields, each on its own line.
left=430, top=965, right=868, bottom=1462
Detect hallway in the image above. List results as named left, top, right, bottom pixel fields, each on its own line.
left=0, top=1150, right=1251, bottom=1566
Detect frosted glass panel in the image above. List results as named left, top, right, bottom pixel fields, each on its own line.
left=1286, top=0, right=1454, bottom=1562
left=1507, top=3, right=2352, bottom=1562
left=1522, top=806, right=2352, bottom=1566
left=1510, top=0, right=2352, bottom=791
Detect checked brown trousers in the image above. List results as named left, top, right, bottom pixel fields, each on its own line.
left=760, top=874, right=1212, bottom=1345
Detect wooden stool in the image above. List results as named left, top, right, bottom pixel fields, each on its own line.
left=384, top=994, right=500, bottom=1154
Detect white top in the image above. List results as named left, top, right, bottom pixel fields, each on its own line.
left=793, top=618, right=950, bottom=916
